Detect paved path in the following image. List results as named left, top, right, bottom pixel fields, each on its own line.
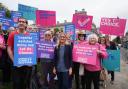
left=100, top=48, right=128, bottom=89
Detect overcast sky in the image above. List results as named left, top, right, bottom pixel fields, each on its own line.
left=1, top=0, right=128, bottom=28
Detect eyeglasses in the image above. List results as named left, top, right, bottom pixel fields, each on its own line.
left=18, top=20, right=26, bottom=23
left=60, top=36, right=66, bottom=38
left=45, top=34, right=51, bottom=36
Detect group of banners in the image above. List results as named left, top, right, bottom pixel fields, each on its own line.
left=0, top=11, right=23, bottom=30
left=13, top=34, right=120, bottom=71
left=0, top=3, right=127, bottom=36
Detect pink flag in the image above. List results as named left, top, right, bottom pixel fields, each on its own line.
left=72, top=13, right=93, bottom=30
left=73, top=44, right=98, bottom=65
left=36, top=10, right=56, bottom=27
left=100, top=18, right=127, bottom=36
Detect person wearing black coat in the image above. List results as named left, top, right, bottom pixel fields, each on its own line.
left=53, top=33, right=72, bottom=89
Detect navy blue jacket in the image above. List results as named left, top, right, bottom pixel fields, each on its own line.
left=54, top=45, right=72, bottom=71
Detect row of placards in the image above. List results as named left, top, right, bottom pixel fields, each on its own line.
left=1, top=7, right=127, bottom=36
left=0, top=11, right=23, bottom=30
left=14, top=35, right=120, bottom=71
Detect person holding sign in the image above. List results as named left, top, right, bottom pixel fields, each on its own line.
left=7, top=18, right=32, bottom=89
left=53, top=33, right=72, bottom=89
left=40, top=31, right=55, bottom=89
left=73, top=30, right=87, bottom=89
left=84, top=34, right=107, bottom=89
left=105, top=35, right=117, bottom=84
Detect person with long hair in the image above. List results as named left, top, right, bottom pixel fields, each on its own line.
left=53, top=33, right=72, bottom=89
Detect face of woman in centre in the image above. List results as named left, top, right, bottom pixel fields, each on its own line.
left=60, top=34, right=66, bottom=44
left=89, top=37, right=97, bottom=45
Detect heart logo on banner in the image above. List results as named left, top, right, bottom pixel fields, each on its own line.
left=78, top=18, right=90, bottom=27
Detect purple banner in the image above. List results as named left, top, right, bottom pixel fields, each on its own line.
left=39, top=28, right=46, bottom=41
left=36, top=41, right=55, bottom=59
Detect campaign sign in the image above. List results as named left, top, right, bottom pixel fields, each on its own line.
left=14, top=35, right=37, bottom=67
left=73, top=44, right=97, bottom=65
left=100, top=18, right=127, bottom=36
left=64, top=24, right=76, bottom=41
left=102, top=50, right=120, bottom=71
left=18, top=4, right=38, bottom=20
left=11, top=11, right=23, bottom=27
left=1, top=18, right=14, bottom=30
left=72, top=13, right=93, bottom=30
left=30, top=32, right=39, bottom=41
left=36, top=10, right=56, bottom=27
left=39, top=28, right=46, bottom=41
left=0, top=11, right=5, bottom=18
left=36, top=41, right=55, bottom=59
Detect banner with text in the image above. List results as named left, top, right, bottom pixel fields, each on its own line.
left=100, top=18, right=127, bottom=36
left=36, top=41, right=55, bottom=59
left=11, top=11, right=23, bottom=27
left=73, top=44, right=97, bottom=65
left=36, top=10, right=56, bottom=27
left=64, top=24, right=76, bottom=41
left=30, top=32, right=39, bottom=41
left=39, top=28, right=46, bottom=41
left=0, top=18, right=14, bottom=30
left=14, top=35, right=37, bottom=67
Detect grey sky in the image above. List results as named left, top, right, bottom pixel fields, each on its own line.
left=1, top=0, right=128, bottom=28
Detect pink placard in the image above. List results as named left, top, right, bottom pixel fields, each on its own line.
left=36, top=10, right=56, bottom=27
left=100, top=18, right=127, bottom=36
left=73, top=44, right=98, bottom=65
left=72, top=13, right=93, bottom=30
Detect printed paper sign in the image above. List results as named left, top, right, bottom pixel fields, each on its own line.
left=36, top=41, right=55, bottom=59
left=14, top=35, right=37, bottom=67
left=73, top=44, right=98, bottom=65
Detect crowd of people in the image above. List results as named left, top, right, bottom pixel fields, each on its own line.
left=0, top=18, right=118, bottom=89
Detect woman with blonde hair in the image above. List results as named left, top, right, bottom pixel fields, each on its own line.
left=53, top=33, right=72, bottom=89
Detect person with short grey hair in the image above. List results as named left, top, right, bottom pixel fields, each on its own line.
left=85, top=34, right=108, bottom=89
left=40, top=30, right=55, bottom=89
